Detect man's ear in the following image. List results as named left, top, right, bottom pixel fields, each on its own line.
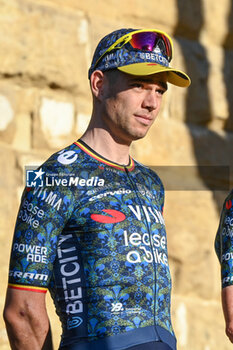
left=90, top=70, right=106, bottom=100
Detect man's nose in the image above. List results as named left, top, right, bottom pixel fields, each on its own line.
left=142, top=91, right=158, bottom=111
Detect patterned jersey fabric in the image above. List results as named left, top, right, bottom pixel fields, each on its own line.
left=8, top=140, right=176, bottom=350
left=215, top=189, right=233, bottom=289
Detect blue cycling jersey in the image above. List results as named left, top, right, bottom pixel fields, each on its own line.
left=215, top=189, right=233, bottom=288
left=8, top=140, right=176, bottom=350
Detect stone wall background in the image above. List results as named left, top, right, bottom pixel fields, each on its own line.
left=0, top=0, right=233, bottom=349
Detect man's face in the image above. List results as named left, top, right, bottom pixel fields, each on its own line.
left=100, top=70, right=167, bottom=144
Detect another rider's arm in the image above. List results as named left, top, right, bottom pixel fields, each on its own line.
left=3, top=288, right=53, bottom=350
left=222, top=286, right=233, bottom=343
left=215, top=192, right=233, bottom=343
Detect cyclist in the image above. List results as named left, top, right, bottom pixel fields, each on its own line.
left=3, top=28, right=190, bottom=350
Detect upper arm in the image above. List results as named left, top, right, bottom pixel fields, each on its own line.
left=3, top=287, right=53, bottom=350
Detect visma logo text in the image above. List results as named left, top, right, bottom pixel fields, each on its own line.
left=67, top=317, right=83, bottom=330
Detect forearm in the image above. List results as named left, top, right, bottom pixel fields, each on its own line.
left=5, top=312, right=53, bottom=350
left=4, top=288, right=53, bottom=350
left=222, top=285, right=233, bottom=343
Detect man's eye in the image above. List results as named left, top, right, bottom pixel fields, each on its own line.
left=157, top=89, right=166, bottom=95
left=132, top=83, right=143, bottom=88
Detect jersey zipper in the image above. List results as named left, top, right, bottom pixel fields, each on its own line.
left=124, top=167, right=160, bottom=341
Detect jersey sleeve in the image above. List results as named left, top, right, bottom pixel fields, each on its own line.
left=8, top=182, right=75, bottom=293
left=215, top=190, right=233, bottom=288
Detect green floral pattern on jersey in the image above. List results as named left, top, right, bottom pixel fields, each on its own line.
left=215, top=189, right=233, bottom=288
left=8, top=140, right=175, bottom=349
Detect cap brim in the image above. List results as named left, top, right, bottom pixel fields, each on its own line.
left=118, top=62, right=191, bottom=87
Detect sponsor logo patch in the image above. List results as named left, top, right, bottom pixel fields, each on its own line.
left=226, top=200, right=232, bottom=210
left=91, top=209, right=126, bottom=223
left=67, top=316, right=83, bottom=330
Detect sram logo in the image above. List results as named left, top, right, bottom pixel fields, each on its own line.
left=91, top=209, right=126, bottom=223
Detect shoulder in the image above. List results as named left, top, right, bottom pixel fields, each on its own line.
left=40, top=142, right=84, bottom=173
left=133, top=159, right=164, bottom=189
left=24, top=142, right=84, bottom=212
left=220, top=189, right=233, bottom=216
left=224, top=189, right=233, bottom=206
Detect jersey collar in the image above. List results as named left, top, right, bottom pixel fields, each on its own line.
left=75, top=140, right=135, bottom=172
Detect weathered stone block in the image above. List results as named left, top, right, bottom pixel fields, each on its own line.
left=132, top=118, right=197, bottom=165
left=173, top=295, right=233, bottom=350
left=0, top=145, right=18, bottom=350
left=0, top=95, right=14, bottom=131
left=74, top=94, right=91, bottom=137
left=32, top=92, right=78, bottom=150
left=0, top=144, right=17, bottom=232
left=0, top=82, right=38, bottom=148
left=39, top=97, right=75, bottom=148
left=222, top=49, right=233, bottom=132
left=12, top=113, right=31, bottom=151
left=201, top=0, right=233, bottom=47
left=165, top=190, right=220, bottom=300
left=0, top=0, right=90, bottom=94
left=0, top=93, right=15, bottom=144
left=53, top=0, right=177, bottom=30
left=133, top=109, right=233, bottom=170
left=171, top=38, right=212, bottom=124
left=204, top=45, right=229, bottom=122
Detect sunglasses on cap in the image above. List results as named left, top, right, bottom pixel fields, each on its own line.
left=94, top=29, right=173, bottom=70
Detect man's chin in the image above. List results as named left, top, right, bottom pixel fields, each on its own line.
left=130, top=129, right=150, bottom=141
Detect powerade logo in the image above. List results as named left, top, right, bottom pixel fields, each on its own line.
left=26, top=168, right=45, bottom=187
left=67, top=317, right=83, bottom=330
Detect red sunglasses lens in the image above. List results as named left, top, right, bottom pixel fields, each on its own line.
left=129, top=32, right=172, bottom=61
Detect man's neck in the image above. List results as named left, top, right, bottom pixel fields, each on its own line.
left=80, top=128, right=131, bottom=166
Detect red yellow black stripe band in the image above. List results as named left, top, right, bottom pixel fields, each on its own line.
left=75, top=141, right=135, bottom=172
left=8, top=283, right=47, bottom=294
